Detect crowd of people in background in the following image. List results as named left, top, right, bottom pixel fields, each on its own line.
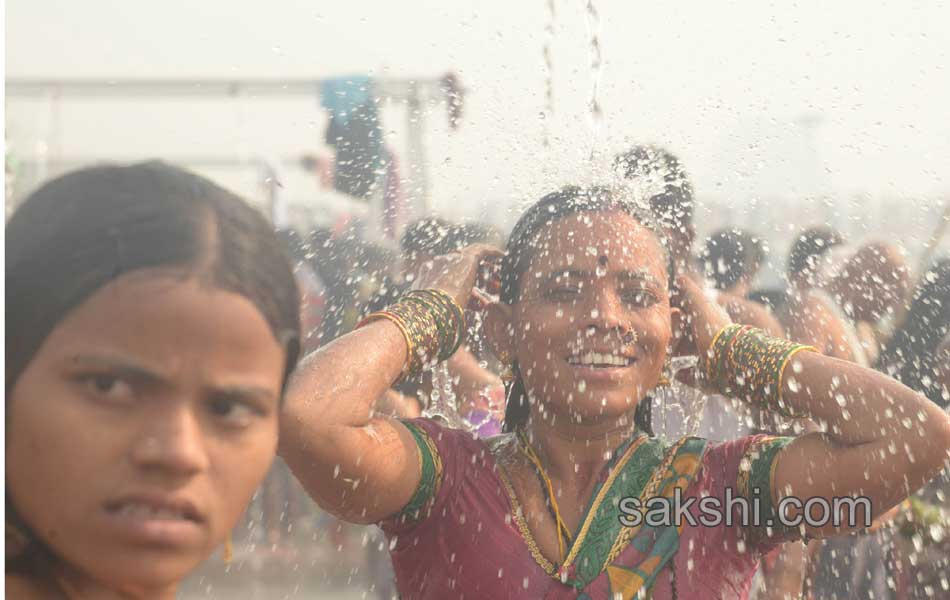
left=245, top=145, right=949, bottom=599
left=5, top=145, right=949, bottom=599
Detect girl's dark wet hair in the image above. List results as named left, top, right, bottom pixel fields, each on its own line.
left=613, top=145, right=694, bottom=230
left=6, top=161, right=301, bottom=576
left=700, top=228, right=766, bottom=291
left=400, top=216, right=460, bottom=257
left=787, top=226, right=844, bottom=282
left=499, top=186, right=671, bottom=434
left=6, top=161, right=301, bottom=391
left=876, top=257, right=950, bottom=408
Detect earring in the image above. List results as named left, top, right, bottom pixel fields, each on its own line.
left=498, top=352, right=515, bottom=383
left=223, top=532, right=233, bottom=564
left=656, top=354, right=673, bottom=387
left=621, top=329, right=640, bottom=346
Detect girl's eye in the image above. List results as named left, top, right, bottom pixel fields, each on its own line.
left=81, top=374, right=134, bottom=403
left=622, top=289, right=658, bottom=306
left=207, top=397, right=264, bottom=428
left=546, top=287, right=581, bottom=301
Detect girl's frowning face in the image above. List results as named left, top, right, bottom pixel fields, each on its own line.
left=6, top=269, right=286, bottom=594
left=506, top=210, right=674, bottom=426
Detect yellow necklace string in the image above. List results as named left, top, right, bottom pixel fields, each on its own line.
left=517, top=430, right=573, bottom=562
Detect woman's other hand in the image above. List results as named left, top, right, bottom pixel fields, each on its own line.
left=412, top=244, right=503, bottom=310
left=670, top=275, right=732, bottom=389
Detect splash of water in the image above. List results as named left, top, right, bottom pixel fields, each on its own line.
left=652, top=355, right=709, bottom=440
left=581, top=0, right=604, bottom=160
left=541, top=0, right=557, bottom=147
left=424, top=362, right=468, bottom=430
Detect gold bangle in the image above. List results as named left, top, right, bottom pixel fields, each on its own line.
left=775, top=344, right=816, bottom=417
left=404, top=288, right=466, bottom=361
left=430, top=288, right=466, bottom=354
left=706, top=323, right=733, bottom=358
left=700, top=325, right=727, bottom=382
left=707, top=324, right=747, bottom=391
left=401, top=293, right=450, bottom=363
left=358, top=311, right=417, bottom=380
left=709, top=325, right=816, bottom=419
left=358, top=287, right=467, bottom=380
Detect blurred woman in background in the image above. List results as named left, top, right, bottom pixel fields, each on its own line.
left=877, top=257, right=950, bottom=409
left=700, top=227, right=784, bottom=337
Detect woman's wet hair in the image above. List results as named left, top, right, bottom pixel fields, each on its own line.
left=499, top=185, right=672, bottom=433
left=6, top=161, right=301, bottom=392
left=876, top=257, right=950, bottom=408
left=787, top=226, right=844, bottom=282
left=700, top=228, right=766, bottom=291
left=613, top=145, right=694, bottom=230
left=400, top=216, right=462, bottom=258
left=5, top=161, right=302, bottom=575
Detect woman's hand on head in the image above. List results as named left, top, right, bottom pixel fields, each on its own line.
left=412, top=244, right=504, bottom=309
left=672, top=274, right=732, bottom=367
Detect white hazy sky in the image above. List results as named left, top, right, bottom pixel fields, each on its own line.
left=6, top=0, right=950, bottom=229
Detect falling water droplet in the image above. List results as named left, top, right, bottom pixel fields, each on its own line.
left=787, top=377, right=801, bottom=393
left=929, top=524, right=945, bottom=543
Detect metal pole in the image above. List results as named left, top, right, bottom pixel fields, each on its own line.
left=7, top=76, right=451, bottom=222
left=405, top=81, right=429, bottom=217
left=6, top=77, right=446, bottom=101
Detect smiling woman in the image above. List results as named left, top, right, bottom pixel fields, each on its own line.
left=280, top=184, right=950, bottom=600
left=5, top=162, right=301, bottom=599
left=493, top=186, right=674, bottom=437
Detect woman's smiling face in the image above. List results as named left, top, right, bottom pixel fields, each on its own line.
left=508, top=210, right=674, bottom=426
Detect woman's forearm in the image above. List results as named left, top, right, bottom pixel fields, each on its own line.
left=277, top=320, right=427, bottom=523
left=278, top=247, right=498, bottom=522
left=281, top=320, right=407, bottom=435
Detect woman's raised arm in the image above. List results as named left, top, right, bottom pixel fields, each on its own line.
left=278, top=245, right=500, bottom=524
left=771, top=351, right=950, bottom=538
left=678, top=276, right=950, bottom=539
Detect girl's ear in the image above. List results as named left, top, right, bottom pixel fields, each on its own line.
left=669, top=305, right=684, bottom=345
left=482, top=302, right=515, bottom=360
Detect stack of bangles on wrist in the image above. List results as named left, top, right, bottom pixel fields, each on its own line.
left=356, top=289, right=466, bottom=381
left=702, top=324, right=817, bottom=419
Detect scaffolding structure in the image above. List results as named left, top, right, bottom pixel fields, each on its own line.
left=6, top=76, right=458, bottom=231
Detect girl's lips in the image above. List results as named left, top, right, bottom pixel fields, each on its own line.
left=101, top=496, right=207, bottom=547
left=564, top=359, right=637, bottom=383
left=102, top=506, right=206, bottom=547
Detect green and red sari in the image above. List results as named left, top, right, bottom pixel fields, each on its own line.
left=380, top=418, right=798, bottom=599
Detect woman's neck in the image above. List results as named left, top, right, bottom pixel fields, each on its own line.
left=523, top=411, right=639, bottom=492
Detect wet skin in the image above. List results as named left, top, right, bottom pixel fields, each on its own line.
left=481, top=210, right=681, bottom=563
left=6, top=269, right=285, bottom=598
left=501, top=210, right=677, bottom=428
